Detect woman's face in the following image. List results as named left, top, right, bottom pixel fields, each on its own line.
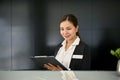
left=60, top=20, right=78, bottom=41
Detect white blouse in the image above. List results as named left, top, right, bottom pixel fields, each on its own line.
left=55, top=36, right=80, bottom=70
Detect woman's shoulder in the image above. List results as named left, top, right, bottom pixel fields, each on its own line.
left=55, top=42, right=64, bottom=50
left=56, top=42, right=62, bottom=48
left=54, top=43, right=62, bottom=55
left=77, top=40, right=90, bottom=51
left=79, top=40, right=88, bottom=47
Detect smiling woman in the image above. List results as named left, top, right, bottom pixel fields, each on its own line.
left=44, top=14, right=91, bottom=71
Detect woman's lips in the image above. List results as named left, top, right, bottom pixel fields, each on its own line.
left=64, top=35, right=70, bottom=38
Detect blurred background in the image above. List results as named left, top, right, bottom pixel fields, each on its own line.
left=0, top=0, right=120, bottom=70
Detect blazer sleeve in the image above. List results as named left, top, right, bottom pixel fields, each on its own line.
left=82, top=43, right=91, bottom=70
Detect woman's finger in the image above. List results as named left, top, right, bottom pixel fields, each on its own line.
left=56, top=65, right=63, bottom=71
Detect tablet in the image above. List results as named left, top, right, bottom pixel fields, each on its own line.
left=32, top=56, right=68, bottom=70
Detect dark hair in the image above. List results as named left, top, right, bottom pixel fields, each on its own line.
left=59, top=14, right=80, bottom=37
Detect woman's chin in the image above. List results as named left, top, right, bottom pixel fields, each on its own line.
left=65, top=38, right=71, bottom=41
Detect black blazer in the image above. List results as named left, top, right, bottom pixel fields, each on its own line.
left=54, top=41, right=91, bottom=70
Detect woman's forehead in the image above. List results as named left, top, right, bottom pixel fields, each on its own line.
left=60, top=21, right=74, bottom=27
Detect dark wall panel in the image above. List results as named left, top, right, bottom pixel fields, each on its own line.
left=11, top=0, right=34, bottom=70
left=91, top=1, right=120, bottom=70
left=0, top=0, right=11, bottom=70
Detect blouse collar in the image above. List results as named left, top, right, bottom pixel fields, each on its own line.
left=62, top=36, right=80, bottom=46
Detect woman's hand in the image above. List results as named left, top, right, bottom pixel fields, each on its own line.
left=44, top=63, right=63, bottom=71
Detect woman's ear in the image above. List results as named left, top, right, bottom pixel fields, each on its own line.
left=76, top=25, right=79, bottom=32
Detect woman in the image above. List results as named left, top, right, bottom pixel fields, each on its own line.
left=44, top=14, right=90, bottom=71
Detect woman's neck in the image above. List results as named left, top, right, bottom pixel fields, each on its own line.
left=65, top=36, right=77, bottom=51
left=67, top=36, right=77, bottom=44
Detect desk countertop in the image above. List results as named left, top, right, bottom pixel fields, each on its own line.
left=0, top=71, right=119, bottom=80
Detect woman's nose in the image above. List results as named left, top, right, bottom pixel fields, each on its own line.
left=63, top=30, right=68, bottom=34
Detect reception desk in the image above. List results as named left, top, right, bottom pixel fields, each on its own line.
left=0, top=71, right=119, bottom=80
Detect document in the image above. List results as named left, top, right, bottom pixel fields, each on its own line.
left=32, top=56, right=68, bottom=70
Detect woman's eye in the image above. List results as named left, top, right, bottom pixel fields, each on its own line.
left=60, top=28, right=64, bottom=31
left=67, top=28, right=71, bottom=30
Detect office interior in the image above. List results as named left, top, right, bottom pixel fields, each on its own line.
left=0, top=0, right=120, bottom=70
